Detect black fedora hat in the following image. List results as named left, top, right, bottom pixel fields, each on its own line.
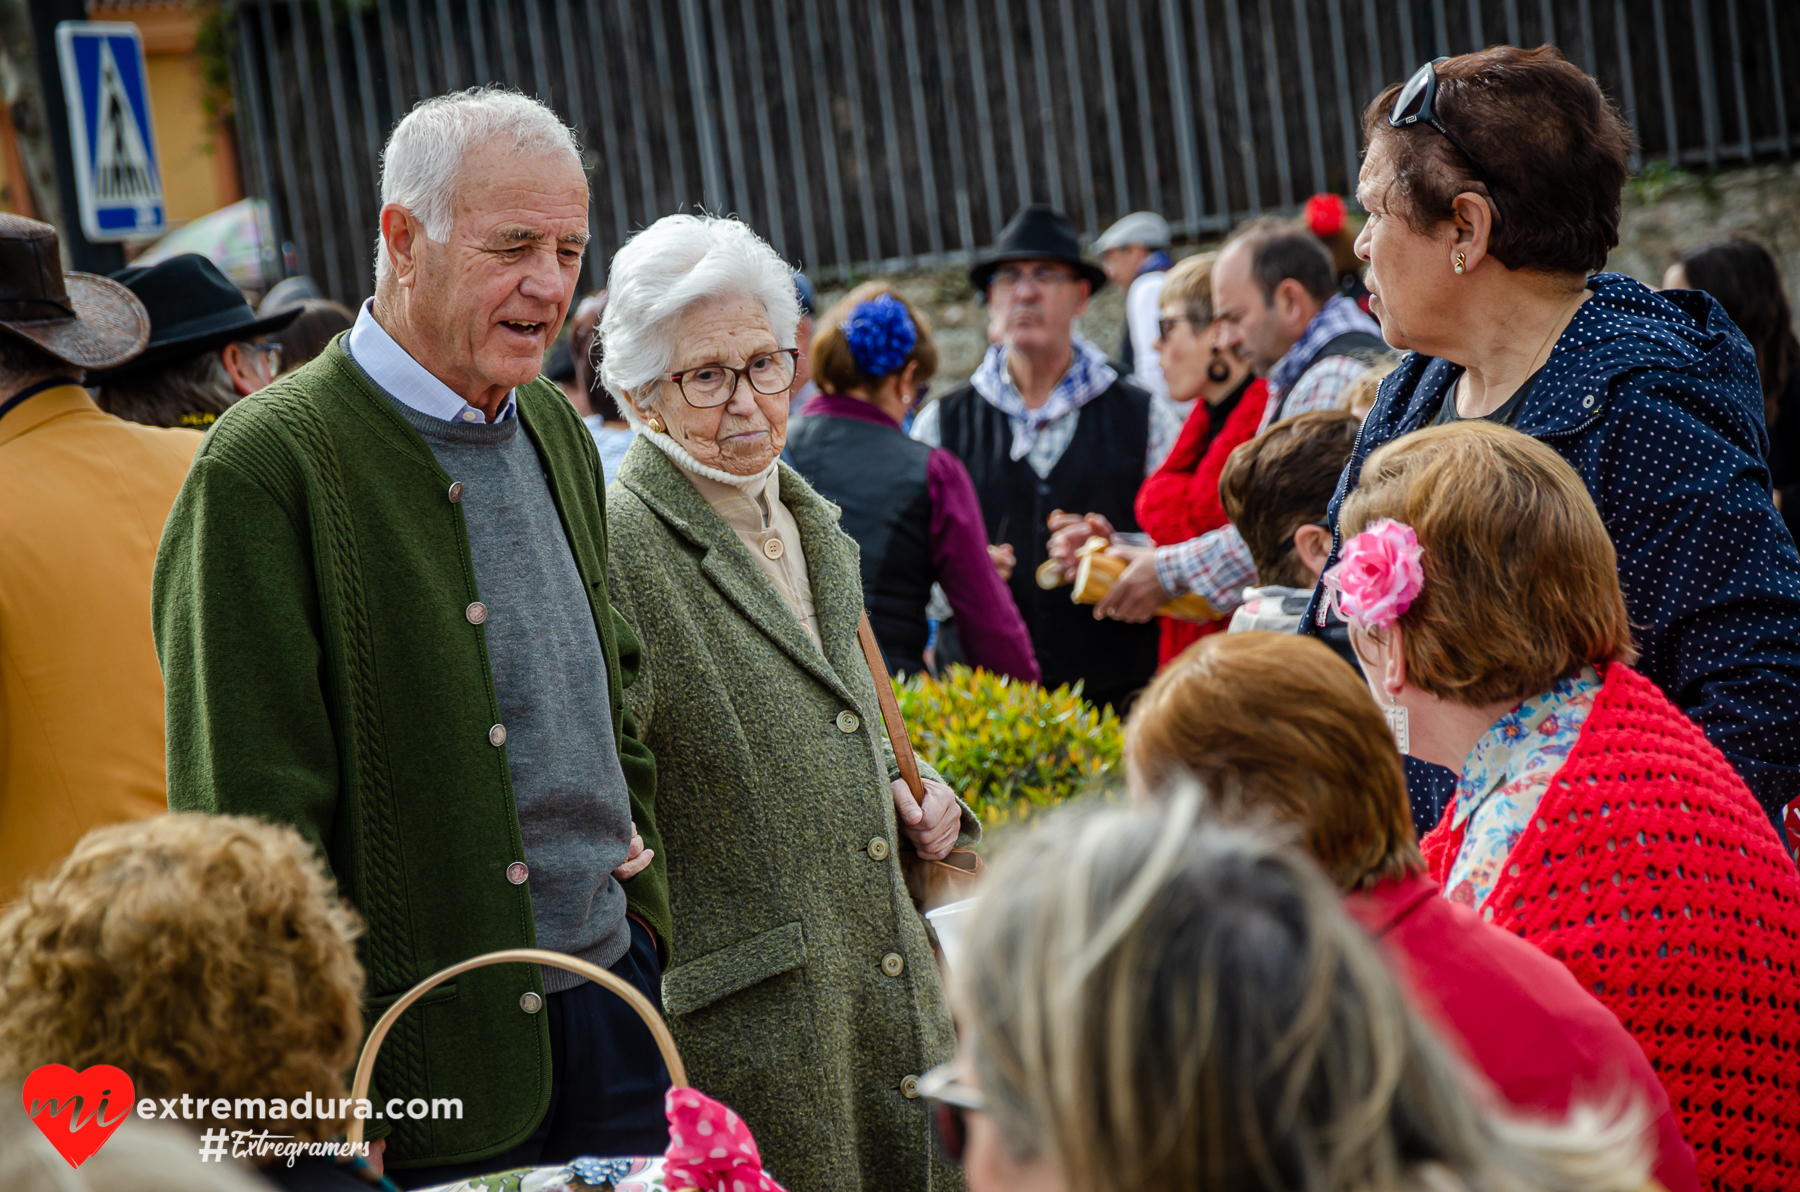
left=969, top=204, right=1108, bottom=295
left=0, top=214, right=149, bottom=369
left=90, top=253, right=302, bottom=381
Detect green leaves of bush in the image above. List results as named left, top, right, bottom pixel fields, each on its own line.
left=896, top=665, right=1123, bottom=830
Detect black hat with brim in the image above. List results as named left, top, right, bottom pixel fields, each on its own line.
left=969, top=204, right=1109, bottom=295
left=89, top=253, right=303, bottom=381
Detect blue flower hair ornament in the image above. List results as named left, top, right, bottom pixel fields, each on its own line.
left=842, top=293, right=918, bottom=379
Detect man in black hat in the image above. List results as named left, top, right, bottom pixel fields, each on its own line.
left=92, top=253, right=299, bottom=429
left=0, top=214, right=203, bottom=902
left=910, top=203, right=1159, bottom=711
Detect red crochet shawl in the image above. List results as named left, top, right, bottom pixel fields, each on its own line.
left=1133, top=379, right=1270, bottom=665
left=1421, top=663, right=1800, bottom=1192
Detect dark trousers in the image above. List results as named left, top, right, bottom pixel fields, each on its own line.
left=395, top=918, right=671, bottom=1187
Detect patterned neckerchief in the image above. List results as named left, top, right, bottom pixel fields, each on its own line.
left=1446, top=665, right=1604, bottom=915
left=1265, top=293, right=1383, bottom=399
left=969, top=334, right=1118, bottom=464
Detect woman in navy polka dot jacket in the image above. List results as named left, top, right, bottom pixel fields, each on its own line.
left=1308, top=46, right=1800, bottom=844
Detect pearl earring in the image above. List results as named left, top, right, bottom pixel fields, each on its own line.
left=1453, top=252, right=1466, bottom=275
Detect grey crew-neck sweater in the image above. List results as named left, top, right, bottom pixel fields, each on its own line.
left=366, top=375, right=634, bottom=992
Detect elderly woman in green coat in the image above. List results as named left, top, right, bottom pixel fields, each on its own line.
left=597, top=214, right=972, bottom=1192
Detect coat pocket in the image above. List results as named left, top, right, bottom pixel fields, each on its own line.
left=662, top=921, right=807, bottom=1017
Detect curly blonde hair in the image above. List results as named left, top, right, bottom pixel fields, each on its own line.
left=0, top=814, right=365, bottom=1148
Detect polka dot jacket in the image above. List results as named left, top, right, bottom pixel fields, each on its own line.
left=1307, top=273, right=1800, bottom=842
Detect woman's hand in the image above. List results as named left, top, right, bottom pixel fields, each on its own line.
left=612, top=821, right=654, bottom=882
left=987, top=543, right=1017, bottom=582
left=892, top=778, right=962, bottom=861
left=1093, top=552, right=1171, bottom=622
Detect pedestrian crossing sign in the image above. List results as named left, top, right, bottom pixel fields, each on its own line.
left=55, top=22, right=165, bottom=241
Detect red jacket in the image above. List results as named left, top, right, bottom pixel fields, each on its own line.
left=1345, top=876, right=1697, bottom=1192
left=1134, top=379, right=1269, bottom=665
left=1422, top=663, right=1800, bottom=1192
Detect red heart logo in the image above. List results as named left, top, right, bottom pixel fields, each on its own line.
left=21, top=1064, right=136, bottom=1168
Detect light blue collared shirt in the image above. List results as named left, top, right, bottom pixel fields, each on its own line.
left=346, top=299, right=517, bottom=424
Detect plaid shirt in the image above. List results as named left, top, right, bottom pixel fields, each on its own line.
left=1262, top=294, right=1384, bottom=425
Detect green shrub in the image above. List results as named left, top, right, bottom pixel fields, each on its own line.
left=895, top=665, right=1123, bottom=830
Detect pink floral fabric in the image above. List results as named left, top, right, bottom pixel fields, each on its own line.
left=663, top=1088, right=787, bottom=1192
left=1321, top=518, right=1424, bottom=628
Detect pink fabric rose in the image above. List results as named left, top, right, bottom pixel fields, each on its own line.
left=1322, top=518, right=1424, bottom=629
left=663, top=1088, right=788, bottom=1192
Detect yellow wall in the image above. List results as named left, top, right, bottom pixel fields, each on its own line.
left=0, top=3, right=240, bottom=227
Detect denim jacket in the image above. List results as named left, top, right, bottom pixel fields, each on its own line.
left=1307, top=273, right=1800, bottom=840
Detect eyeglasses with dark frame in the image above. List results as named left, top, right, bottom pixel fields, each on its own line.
left=918, top=1065, right=985, bottom=1165
left=666, top=348, right=800, bottom=409
left=1389, top=59, right=1504, bottom=223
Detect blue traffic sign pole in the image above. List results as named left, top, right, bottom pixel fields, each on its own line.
left=24, top=0, right=122, bottom=273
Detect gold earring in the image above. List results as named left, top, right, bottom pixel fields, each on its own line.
left=1453, top=252, right=1466, bottom=275
left=645, top=413, right=665, bottom=434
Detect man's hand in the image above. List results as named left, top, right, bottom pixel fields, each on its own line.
left=1047, top=512, right=1116, bottom=581
left=988, top=542, right=1017, bottom=582
left=1093, top=551, right=1170, bottom=623
left=612, top=821, right=654, bottom=882
left=892, top=778, right=961, bottom=861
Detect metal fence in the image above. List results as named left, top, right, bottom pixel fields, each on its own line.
left=227, top=0, right=1800, bottom=304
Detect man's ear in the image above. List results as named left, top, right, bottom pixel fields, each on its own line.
left=1072, top=279, right=1092, bottom=318
left=381, top=204, right=424, bottom=288
left=219, top=343, right=261, bottom=396
left=1293, top=523, right=1333, bottom=582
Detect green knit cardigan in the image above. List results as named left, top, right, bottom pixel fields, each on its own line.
left=153, top=340, right=666, bottom=1169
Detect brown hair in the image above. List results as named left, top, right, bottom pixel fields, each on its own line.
left=1224, top=217, right=1339, bottom=304
left=1339, top=420, right=1635, bottom=706
left=1125, top=633, right=1421, bottom=893
left=269, top=298, right=355, bottom=374
left=0, top=815, right=365, bottom=1150
left=97, top=348, right=238, bottom=429
left=1218, top=408, right=1361, bottom=588
left=1157, top=251, right=1216, bottom=324
left=1363, top=45, right=1634, bottom=275
left=809, top=281, right=938, bottom=396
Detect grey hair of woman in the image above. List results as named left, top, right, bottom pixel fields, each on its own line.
left=955, top=793, right=1651, bottom=1192
left=597, top=213, right=801, bottom=431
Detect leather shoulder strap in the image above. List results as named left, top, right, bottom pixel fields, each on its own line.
left=857, top=609, right=924, bottom=806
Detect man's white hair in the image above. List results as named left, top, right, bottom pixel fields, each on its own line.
left=599, top=214, right=801, bottom=429
left=373, top=86, right=583, bottom=287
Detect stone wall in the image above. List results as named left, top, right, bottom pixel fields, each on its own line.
left=815, top=161, right=1800, bottom=399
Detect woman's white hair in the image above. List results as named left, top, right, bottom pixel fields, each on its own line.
left=374, top=86, right=583, bottom=287
left=598, top=214, right=801, bottom=429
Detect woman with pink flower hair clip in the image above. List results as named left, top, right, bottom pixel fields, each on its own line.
left=1329, top=419, right=1800, bottom=1192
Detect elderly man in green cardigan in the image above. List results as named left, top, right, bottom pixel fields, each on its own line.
left=154, top=88, right=667, bottom=1182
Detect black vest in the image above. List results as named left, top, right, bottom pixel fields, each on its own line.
left=784, top=410, right=936, bottom=673
left=933, top=377, right=1159, bottom=705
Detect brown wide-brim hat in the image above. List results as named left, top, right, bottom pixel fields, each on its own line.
left=0, top=214, right=149, bottom=370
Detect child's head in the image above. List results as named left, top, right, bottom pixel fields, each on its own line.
left=1219, top=409, right=1361, bottom=588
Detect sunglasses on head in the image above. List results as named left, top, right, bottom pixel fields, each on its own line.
left=1390, top=59, right=1503, bottom=222
left=918, top=1065, right=985, bottom=1165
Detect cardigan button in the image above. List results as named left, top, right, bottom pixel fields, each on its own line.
left=447, top=481, right=465, bottom=503
left=762, top=536, right=784, bottom=560
left=836, top=710, right=860, bottom=734
left=867, top=837, right=890, bottom=861
left=519, top=992, right=543, bottom=1014
left=506, top=861, right=529, bottom=885
left=900, top=1075, right=920, bottom=1099
left=881, top=952, right=905, bottom=978
left=466, top=601, right=488, bottom=625
left=489, top=723, right=508, bottom=747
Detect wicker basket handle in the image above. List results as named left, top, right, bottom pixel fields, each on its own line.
left=346, top=947, right=688, bottom=1148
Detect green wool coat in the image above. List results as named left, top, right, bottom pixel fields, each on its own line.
left=606, top=438, right=971, bottom=1192
left=153, top=341, right=668, bottom=1170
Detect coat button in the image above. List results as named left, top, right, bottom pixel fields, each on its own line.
left=867, top=837, right=890, bottom=861
left=1583, top=394, right=1596, bottom=408
left=506, top=861, right=529, bottom=885
left=519, top=992, right=543, bottom=1014
left=881, top=952, right=905, bottom=977
left=900, top=1074, right=920, bottom=1099
left=836, top=710, right=860, bottom=734
left=447, top=481, right=464, bottom=503
left=466, top=601, right=488, bottom=625
left=489, top=723, right=507, bottom=747
left=762, top=537, right=784, bottom=560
